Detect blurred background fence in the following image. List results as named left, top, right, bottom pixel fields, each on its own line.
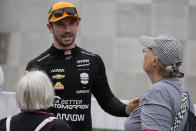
left=0, top=93, right=196, bottom=130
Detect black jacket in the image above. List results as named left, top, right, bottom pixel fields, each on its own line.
left=26, top=45, right=127, bottom=131
left=0, top=111, right=71, bottom=131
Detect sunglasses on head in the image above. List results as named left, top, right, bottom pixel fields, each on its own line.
left=49, top=7, right=77, bottom=20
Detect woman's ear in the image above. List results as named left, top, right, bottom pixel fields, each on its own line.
left=152, top=56, right=159, bottom=67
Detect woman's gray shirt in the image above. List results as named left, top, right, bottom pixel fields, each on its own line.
left=124, top=77, right=195, bottom=131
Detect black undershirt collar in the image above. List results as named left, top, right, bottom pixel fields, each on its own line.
left=48, top=44, right=80, bottom=57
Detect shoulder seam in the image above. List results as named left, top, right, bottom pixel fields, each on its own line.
left=37, top=54, right=50, bottom=62
left=81, top=50, right=96, bottom=56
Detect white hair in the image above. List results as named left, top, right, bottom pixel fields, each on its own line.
left=16, top=70, right=54, bottom=111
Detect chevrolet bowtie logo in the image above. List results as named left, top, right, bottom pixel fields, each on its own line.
left=52, top=74, right=65, bottom=79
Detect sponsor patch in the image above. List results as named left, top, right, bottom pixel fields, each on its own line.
left=76, top=90, right=90, bottom=94
left=57, top=113, right=85, bottom=121
left=77, top=63, right=90, bottom=67
left=76, top=59, right=90, bottom=67
left=54, top=82, right=64, bottom=90
left=51, top=69, right=65, bottom=73
left=76, top=59, right=89, bottom=64
left=78, top=68, right=90, bottom=71
left=65, top=56, right=72, bottom=60
left=64, top=50, right=71, bottom=55
left=52, top=74, right=65, bottom=79
left=80, top=73, right=89, bottom=85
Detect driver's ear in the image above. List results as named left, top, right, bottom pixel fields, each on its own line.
left=47, top=23, right=53, bottom=33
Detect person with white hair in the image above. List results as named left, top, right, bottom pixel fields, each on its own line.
left=124, top=34, right=195, bottom=131
left=0, top=65, right=4, bottom=91
left=0, top=70, right=71, bottom=131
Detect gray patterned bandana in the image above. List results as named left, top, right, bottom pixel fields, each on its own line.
left=140, top=34, right=184, bottom=77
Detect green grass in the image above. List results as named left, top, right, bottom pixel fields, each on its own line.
left=92, top=128, right=123, bottom=131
